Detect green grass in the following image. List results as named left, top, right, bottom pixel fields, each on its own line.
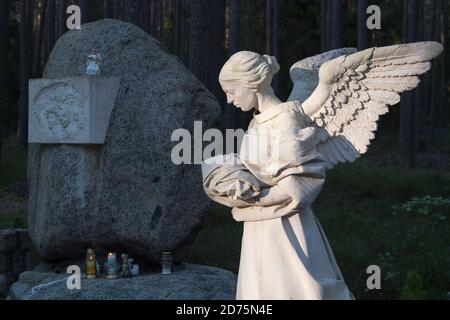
left=0, top=137, right=28, bottom=230
left=185, top=202, right=243, bottom=273
left=0, top=137, right=27, bottom=188
left=316, top=163, right=450, bottom=299
left=0, top=191, right=27, bottom=229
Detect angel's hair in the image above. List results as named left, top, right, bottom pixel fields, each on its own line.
left=219, top=51, right=280, bottom=90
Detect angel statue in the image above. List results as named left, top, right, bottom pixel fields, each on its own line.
left=201, top=41, right=443, bottom=300
left=86, top=47, right=102, bottom=76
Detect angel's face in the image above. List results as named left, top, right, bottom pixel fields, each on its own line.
left=220, top=81, right=257, bottom=112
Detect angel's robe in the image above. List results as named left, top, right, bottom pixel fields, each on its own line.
left=202, top=100, right=354, bottom=300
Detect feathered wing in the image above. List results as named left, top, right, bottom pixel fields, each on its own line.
left=293, top=41, right=443, bottom=169
left=288, top=48, right=357, bottom=104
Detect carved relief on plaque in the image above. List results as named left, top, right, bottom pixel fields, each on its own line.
left=31, top=81, right=88, bottom=141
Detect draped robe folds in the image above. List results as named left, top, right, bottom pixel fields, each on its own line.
left=202, top=101, right=354, bottom=300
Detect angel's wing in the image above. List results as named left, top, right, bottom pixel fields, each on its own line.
left=288, top=48, right=357, bottom=104
left=290, top=41, right=443, bottom=169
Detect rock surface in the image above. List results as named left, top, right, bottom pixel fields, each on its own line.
left=27, top=19, right=221, bottom=262
left=9, top=264, right=236, bottom=300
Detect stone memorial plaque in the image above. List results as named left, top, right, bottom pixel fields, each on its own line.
left=28, top=76, right=120, bottom=144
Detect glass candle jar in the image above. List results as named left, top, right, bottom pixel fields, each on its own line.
left=161, top=251, right=173, bottom=275
left=106, top=252, right=118, bottom=279
left=86, top=248, right=96, bottom=279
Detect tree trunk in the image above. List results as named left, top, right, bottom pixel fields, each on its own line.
left=148, top=0, right=155, bottom=35
left=238, top=0, right=257, bottom=130
left=414, top=0, right=425, bottom=150
left=46, top=0, right=56, bottom=61
left=272, top=0, right=280, bottom=94
left=58, top=0, right=66, bottom=37
left=210, top=0, right=226, bottom=104
left=181, top=0, right=190, bottom=65
left=138, top=0, right=151, bottom=34
left=189, top=0, right=211, bottom=86
left=79, top=0, right=88, bottom=24
left=114, top=0, right=122, bottom=20
left=229, top=0, right=240, bottom=55
left=189, top=0, right=226, bottom=104
left=320, top=0, right=327, bottom=52
left=430, top=57, right=438, bottom=132
left=402, top=0, right=417, bottom=168
left=265, top=0, right=279, bottom=94
left=158, top=0, right=164, bottom=41
left=326, top=0, right=332, bottom=50
left=357, top=0, right=368, bottom=50
left=174, top=0, right=182, bottom=56
left=150, top=0, right=163, bottom=40
left=32, top=0, right=47, bottom=77
left=224, top=0, right=240, bottom=131
left=103, top=0, right=114, bottom=19
left=265, top=0, right=273, bottom=54
left=0, top=0, right=11, bottom=159
left=18, top=0, right=31, bottom=149
left=429, top=0, right=440, bottom=133
left=399, top=0, right=408, bottom=146
left=438, top=0, right=448, bottom=129
left=149, top=0, right=162, bottom=39
left=189, top=0, right=207, bottom=81
left=124, top=0, right=139, bottom=24
left=425, top=0, right=438, bottom=140
left=330, top=0, right=342, bottom=49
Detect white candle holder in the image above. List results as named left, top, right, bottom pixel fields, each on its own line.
left=161, top=252, right=173, bottom=275
left=106, top=252, right=118, bottom=279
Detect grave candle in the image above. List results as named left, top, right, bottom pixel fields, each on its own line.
left=161, top=251, right=173, bottom=275
left=86, top=248, right=96, bottom=279
left=107, top=252, right=117, bottom=278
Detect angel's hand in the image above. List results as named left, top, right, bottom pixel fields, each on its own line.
left=256, top=184, right=291, bottom=207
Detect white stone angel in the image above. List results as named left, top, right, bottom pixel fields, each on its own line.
left=201, top=41, right=443, bottom=300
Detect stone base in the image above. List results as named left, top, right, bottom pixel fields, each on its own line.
left=8, top=264, right=237, bottom=300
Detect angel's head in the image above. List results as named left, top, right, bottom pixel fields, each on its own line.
left=219, top=51, right=280, bottom=111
